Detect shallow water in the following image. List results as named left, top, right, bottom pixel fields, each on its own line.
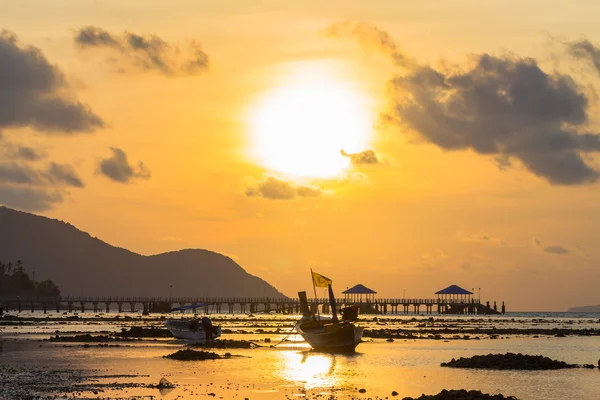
left=1, top=312, right=600, bottom=399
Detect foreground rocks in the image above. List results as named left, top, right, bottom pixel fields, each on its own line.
left=149, top=377, right=176, bottom=389
left=164, top=349, right=222, bottom=360
left=364, top=327, right=600, bottom=339
left=189, top=339, right=257, bottom=349
left=115, top=326, right=173, bottom=338
left=48, top=334, right=137, bottom=343
left=401, top=389, right=518, bottom=400
left=47, top=327, right=173, bottom=343
left=441, top=353, right=585, bottom=370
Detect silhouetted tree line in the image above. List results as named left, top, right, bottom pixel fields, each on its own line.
left=0, top=260, right=60, bottom=297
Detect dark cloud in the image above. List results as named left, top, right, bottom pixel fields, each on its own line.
left=0, top=159, right=85, bottom=211
left=329, top=22, right=600, bottom=185
left=0, top=163, right=41, bottom=185
left=494, top=155, right=512, bottom=171
left=74, top=26, right=209, bottom=75
left=0, top=30, right=104, bottom=134
left=341, top=149, right=380, bottom=165
left=543, top=245, right=570, bottom=255
left=245, top=176, right=322, bottom=200
left=74, top=25, right=121, bottom=47
left=47, top=163, right=84, bottom=188
left=567, top=39, right=600, bottom=76
left=0, top=185, right=62, bottom=212
left=14, top=146, right=45, bottom=161
left=98, top=147, right=151, bottom=183
left=184, top=41, right=211, bottom=74
left=390, top=56, right=599, bottom=185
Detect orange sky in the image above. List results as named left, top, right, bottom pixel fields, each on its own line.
left=2, top=1, right=600, bottom=311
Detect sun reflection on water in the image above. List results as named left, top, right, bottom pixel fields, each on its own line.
left=278, top=351, right=339, bottom=389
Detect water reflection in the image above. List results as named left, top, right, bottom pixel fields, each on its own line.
left=279, top=351, right=339, bottom=389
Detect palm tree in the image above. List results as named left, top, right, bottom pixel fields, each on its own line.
left=16, top=260, right=24, bottom=275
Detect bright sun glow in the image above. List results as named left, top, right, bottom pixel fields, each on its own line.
left=249, top=62, right=374, bottom=178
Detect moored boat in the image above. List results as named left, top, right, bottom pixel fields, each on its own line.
left=296, top=271, right=364, bottom=353
left=164, top=303, right=221, bottom=343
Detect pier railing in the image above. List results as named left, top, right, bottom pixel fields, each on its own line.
left=0, top=295, right=480, bottom=305
left=1, top=294, right=503, bottom=315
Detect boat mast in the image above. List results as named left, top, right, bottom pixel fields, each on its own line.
left=310, top=268, right=321, bottom=322
left=327, top=283, right=338, bottom=323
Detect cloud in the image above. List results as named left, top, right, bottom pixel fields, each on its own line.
left=494, top=155, right=512, bottom=171
left=325, top=21, right=411, bottom=67
left=567, top=39, right=600, bottom=76
left=0, top=159, right=85, bottom=211
left=328, top=22, right=600, bottom=185
left=0, top=163, right=41, bottom=185
left=14, top=146, right=45, bottom=161
left=0, top=185, right=62, bottom=212
left=341, top=149, right=380, bottom=165
left=245, top=176, right=322, bottom=200
left=98, top=147, right=151, bottom=183
left=391, top=56, right=599, bottom=185
left=0, top=30, right=104, bottom=134
left=0, top=162, right=83, bottom=188
left=532, top=237, right=571, bottom=256
left=457, top=232, right=508, bottom=246
left=338, top=171, right=370, bottom=184
left=74, top=26, right=209, bottom=75
left=543, top=245, right=570, bottom=255
left=46, top=163, right=84, bottom=188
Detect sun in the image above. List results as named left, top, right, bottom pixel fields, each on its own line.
left=248, top=62, right=374, bottom=179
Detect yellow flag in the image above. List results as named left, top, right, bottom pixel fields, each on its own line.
left=312, top=271, right=332, bottom=288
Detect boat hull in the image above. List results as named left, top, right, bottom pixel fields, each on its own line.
left=165, top=319, right=221, bottom=343
left=296, top=320, right=364, bottom=353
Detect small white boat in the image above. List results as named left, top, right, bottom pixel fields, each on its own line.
left=165, top=318, right=222, bottom=342
left=164, top=303, right=221, bottom=343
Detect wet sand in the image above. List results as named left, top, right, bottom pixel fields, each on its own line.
left=1, top=312, right=600, bottom=399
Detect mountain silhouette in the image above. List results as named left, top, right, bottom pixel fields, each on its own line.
left=0, top=206, right=284, bottom=298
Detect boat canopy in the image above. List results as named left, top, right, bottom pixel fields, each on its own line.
left=170, top=303, right=206, bottom=312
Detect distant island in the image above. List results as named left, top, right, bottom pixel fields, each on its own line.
left=567, top=304, right=600, bottom=313
left=0, top=206, right=284, bottom=298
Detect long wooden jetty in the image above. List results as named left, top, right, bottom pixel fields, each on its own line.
left=0, top=296, right=504, bottom=315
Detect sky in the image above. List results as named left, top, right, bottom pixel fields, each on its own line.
left=2, top=0, right=600, bottom=311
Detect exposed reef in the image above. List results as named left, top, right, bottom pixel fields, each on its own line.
left=440, top=353, right=597, bottom=370
left=401, top=389, right=518, bottom=400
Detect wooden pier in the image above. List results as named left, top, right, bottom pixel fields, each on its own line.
left=0, top=296, right=504, bottom=315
